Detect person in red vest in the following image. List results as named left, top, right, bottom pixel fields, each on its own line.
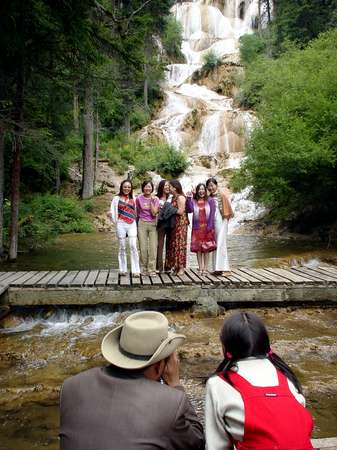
left=205, top=311, right=314, bottom=450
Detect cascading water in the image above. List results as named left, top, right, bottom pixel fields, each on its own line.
left=143, top=0, right=264, bottom=232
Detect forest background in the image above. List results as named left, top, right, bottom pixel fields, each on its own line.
left=0, top=0, right=337, bottom=261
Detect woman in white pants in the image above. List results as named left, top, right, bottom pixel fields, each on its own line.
left=206, top=177, right=234, bottom=275
left=108, top=180, right=140, bottom=276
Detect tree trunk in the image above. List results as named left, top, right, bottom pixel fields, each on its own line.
left=94, top=110, right=100, bottom=186
left=73, top=84, right=80, bottom=133
left=81, top=82, right=94, bottom=199
left=144, top=67, right=149, bottom=110
left=124, top=115, right=130, bottom=137
left=0, top=126, right=4, bottom=257
left=55, top=159, right=61, bottom=194
left=266, top=0, right=271, bottom=24
left=9, top=69, right=24, bottom=261
left=258, top=0, right=262, bottom=31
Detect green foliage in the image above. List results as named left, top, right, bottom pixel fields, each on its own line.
left=201, top=50, right=222, bottom=74
left=273, top=0, right=337, bottom=51
left=101, top=136, right=188, bottom=180
left=3, top=195, right=94, bottom=250
left=161, top=16, right=184, bottom=62
left=237, top=55, right=275, bottom=108
left=233, top=29, right=337, bottom=227
left=239, top=33, right=267, bottom=65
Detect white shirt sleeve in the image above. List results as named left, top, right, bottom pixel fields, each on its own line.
left=110, top=196, right=118, bottom=224
left=205, top=376, right=242, bottom=450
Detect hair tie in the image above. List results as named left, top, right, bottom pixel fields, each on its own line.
left=225, top=351, right=233, bottom=359
left=267, top=348, right=273, bottom=358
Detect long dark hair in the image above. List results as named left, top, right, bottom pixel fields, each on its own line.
left=170, top=179, right=184, bottom=196
left=118, top=179, right=133, bottom=199
left=156, top=179, right=168, bottom=199
left=194, top=183, right=208, bottom=201
left=216, top=312, right=303, bottom=394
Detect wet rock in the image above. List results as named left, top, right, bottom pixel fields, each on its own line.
left=0, top=315, right=23, bottom=329
left=191, top=298, right=220, bottom=318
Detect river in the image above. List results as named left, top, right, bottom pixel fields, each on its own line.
left=1, top=307, right=337, bottom=449
left=2, top=231, right=337, bottom=272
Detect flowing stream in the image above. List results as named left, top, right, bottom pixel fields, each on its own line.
left=1, top=308, right=337, bottom=449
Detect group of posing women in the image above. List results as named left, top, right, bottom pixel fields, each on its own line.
left=108, top=177, right=234, bottom=277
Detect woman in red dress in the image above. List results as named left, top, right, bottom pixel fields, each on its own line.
left=186, top=183, right=216, bottom=274
left=165, top=180, right=189, bottom=275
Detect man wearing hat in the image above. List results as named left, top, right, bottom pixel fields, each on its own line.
left=60, top=311, right=204, bottom=450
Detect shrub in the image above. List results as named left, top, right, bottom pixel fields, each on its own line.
left=201, top=50, right=222, bottom=74
left=161, top=16, right=184, bottom=62
left=4, top=194, right=94, bottom=250
left=102, top=136, right=188, bottom=180
left=239, top=33, right=267, bottom=65
left=233, top=29, right=337, bottom=227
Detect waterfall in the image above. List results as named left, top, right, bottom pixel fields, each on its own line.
left=142, top=0, right=263, bottom=232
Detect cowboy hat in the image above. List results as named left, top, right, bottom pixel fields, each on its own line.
left=101, top=311, right=186, bottom=370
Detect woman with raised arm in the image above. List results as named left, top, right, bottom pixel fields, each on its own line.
left=108, top=180, right=140, bottom=277
left=186, top=183, right=216, bottom=274
left=205, top=312, right=314, bottom=450
left=206, top=178, right=234, bottom=275
left=165, top=180, right=189, bottom=276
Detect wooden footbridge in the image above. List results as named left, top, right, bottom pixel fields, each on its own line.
left=1, top=264, right=337, bottom=308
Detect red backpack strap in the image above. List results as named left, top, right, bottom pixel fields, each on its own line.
left=218, top=370, right=257, bottom=394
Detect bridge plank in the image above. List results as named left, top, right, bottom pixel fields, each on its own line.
left=141, top=274, right=152, bottom=286
left=119, top=273, right=131, bottom=286
left=214, top=274, right=232, bottom=285
left=71, top=271, right=89, bottom=287
left=159, top=273, right=173, bottom=286
left=47, top=270, right=68, bottom=287
left=0, top=272, right=16, bottom=283
left=225, top=272, right=247, bottom=284
left=184, top=269, right=202, bottom=285
left=58, top=271, right=79, bottom=287
left=106, top=270, right=119, bottom=286
left=23, top=271, right=49, bottom=286
left=238, top=268, right=271, bottom=284
left=318, top=265, right=337, bottom=277
left=204, top=272, right=222, bottom=285
left=232, top=268, right=262, bottom=285
left=169, top=273, right=183, bottom=285
left=83, top=270, right=99, bottom=286
left=190, top=269, right=210, bottom=285
left=95, top=270, right=109, bottom=287
left=1, top=271, right=28, bottom=285
left=150, top=274, right=163, bottom=286
left=293, top=267, right=336, bottom=283
left=177, top=271, right=193, bottom=285
left=35, top=271, right=59, bottom=287
left=0, top=284, right=9, bottom=296
left=311, top=267, right=337, bottom=281
left=257, top=268, right=293, bottom=284
left=11, top=271, right=39, bottom=286
left=265, top=267, right=312, bottom=283
left=222, top=270, right=249, bottom=285
left=131, top=274, right=141, bottom=286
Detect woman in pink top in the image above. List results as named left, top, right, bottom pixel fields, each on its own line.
left=136, top=180, right=159, bottom=276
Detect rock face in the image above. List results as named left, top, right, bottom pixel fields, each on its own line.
left=68, top=160, right=123, bottom=195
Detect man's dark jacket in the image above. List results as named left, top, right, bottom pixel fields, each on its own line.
left=60, top=365, right=204, bottom=450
